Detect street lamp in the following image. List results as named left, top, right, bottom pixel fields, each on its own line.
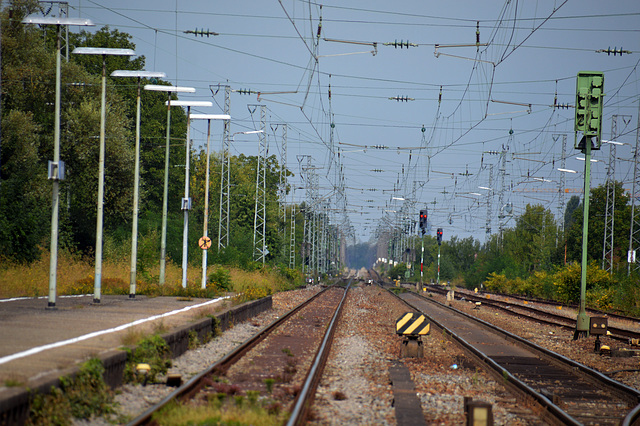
left=558, top=168, right=578, bottom=174
left=72, top=47, right=134, bottom=304
left=167, top=100, right=214, bottom=289
left=143, top=84, right=196, bottom=285
left=111, top=70, right=166, bottom=298
left=22, top=16, right=94, bottom=310
left=190, top=114, right=231, bottom=289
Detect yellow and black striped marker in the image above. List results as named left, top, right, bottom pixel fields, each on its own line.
left=396, top=312, right=430, bottom=336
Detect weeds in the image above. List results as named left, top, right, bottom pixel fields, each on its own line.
left=188, top=330, right=200, bottom=350
left=153, top=391, right=287, bottom=426
left=28, top=358, right=114, bottom=425
left=123, top=335, right=171, bottom=384
left=263, top=378, right=276, bottom=394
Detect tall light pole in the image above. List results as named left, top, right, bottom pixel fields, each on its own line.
left=72, top=47, right=135, bottom=304
left=22, top=16, right=94, bottom=310
left=110, top=70, right=166, bottom=298
left=190, top=114, right=231, bottom=289
left=168, top=100, right=213, bottom=289
left=143, top=85, right=196, bottom=285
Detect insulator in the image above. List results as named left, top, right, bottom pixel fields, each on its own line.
left=476, top=21, right=480, bottom=45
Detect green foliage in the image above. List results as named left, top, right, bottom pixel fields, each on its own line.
left=188, top=330, right=200, bottom=350
left=387, top=262, right=408, bottom=280
left=527, top=270, right=556, bottom=299
left=483, top=272, right=509, bottom=293
left=553, top=261, right=613, bottom=304
left=565, top=182, right=630, bottom=263
left=63, top=359, right=114, bottom=419
left=208, top=267, right=232, bottom=292
left=28, top=358, right=114, bottom=425
left=28, top=386, right=70, bottom=426
left=124, top=334, right=172, bottom=384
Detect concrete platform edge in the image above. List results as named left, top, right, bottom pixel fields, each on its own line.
left=0, top=295, right=272, bottom=425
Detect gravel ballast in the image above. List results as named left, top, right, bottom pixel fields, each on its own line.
left=76, top=284, right=640, bottom=425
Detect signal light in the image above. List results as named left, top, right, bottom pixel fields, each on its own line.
left=575, top=71, right=604, bottom=150
left=419, top=209, right=428, bottom=235
left=436, top=228, right=443, bottom=245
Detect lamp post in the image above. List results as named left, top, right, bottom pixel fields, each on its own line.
left=22, top=16, right=94, bottom=310
left=72, top=47, right=134, bottom=304
left=110, top=70, right=166, bottom=298
left=167, top=100, right=214, bottom=289
left=142, top=85, right=196, bottom=284
left=190, top=114, right=231, bottom=289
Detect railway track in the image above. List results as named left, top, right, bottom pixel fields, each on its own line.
left=394, top=289, right=640, bottom=425
left=422, top=283, right=640, bottom=343
left=128, top=282, right=351, bottom=425
left=486, top=290, right=640, bottom=325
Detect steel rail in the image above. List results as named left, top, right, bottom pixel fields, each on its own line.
left=127, top=285, right=334, bottom=426
left=387, top=287, right=640, bottom=425
left=423, top=284, right=640, bottom=342
left=386, top=288, right=577, bottom=425
left=411, top=290, right=640, bottom=402
left=287, top=279, right=352, bottom=425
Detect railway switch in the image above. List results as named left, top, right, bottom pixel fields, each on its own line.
left=590, top=317, right=608, bottom=352
left=396, top=312, right=430, bottom=358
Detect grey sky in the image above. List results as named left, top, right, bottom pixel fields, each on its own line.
left=55, top=1, right=640, bottom=243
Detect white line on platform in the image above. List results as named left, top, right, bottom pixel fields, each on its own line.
left=0, top=295, right=232, bottom=366
left=0, top=294, right=91, bottom=302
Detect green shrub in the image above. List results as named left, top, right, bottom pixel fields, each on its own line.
left=483, top=272, right=508, bottom=293
left=124, top=335, right=172, bottom=384
left=208, top=267, right=232, bottom=292
left=553, top=261, right=613, bottom=304
left=28, top=358, right=114, bottom=425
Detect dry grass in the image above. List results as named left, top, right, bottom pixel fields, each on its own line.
left=0, top=250, right=299, bottom=300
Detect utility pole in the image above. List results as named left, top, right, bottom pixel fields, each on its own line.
left=497, top=143, right=509, bottom=245
left=289, top=204, right=296, bottom=269
left=217, top=85, right=231, bottom=252
left=485, top=164, right=494, bottom=237
left=602, top=114, right=632, bottom=273
left=278, top=124, right=288, bottom=260
left=554, top=134, right=568, bottom=234
left=251, top=105, right=268, bottom=264
left=629, top=103, right=640, bottom=276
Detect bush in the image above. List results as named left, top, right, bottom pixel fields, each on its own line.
left=483, top=272, right=508, bottom=293
left=553, top=261, right=613, bottom=304
left=208, top=267, right=232, bottom=292
left=124, top=335, right=172, bottom=384
left=28, top=358, right=114, bottom=425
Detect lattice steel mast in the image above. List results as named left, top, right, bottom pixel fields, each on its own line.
left=252, top=105, right=267, bottom=264
left=217, top=85, right=231, bottom=251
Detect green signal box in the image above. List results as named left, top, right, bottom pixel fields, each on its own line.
left=575, top=71, right=604, bottom=151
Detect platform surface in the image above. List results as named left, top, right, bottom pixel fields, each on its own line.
left=0, top=294, right=231, bottom=384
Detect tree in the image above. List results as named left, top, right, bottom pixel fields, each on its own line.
left=0, top=3, right=184, bottom=261
left=564, top=195, right=580, bottom=230
left=565, top=181, right=630, bottom=265
left=508, top=204, right=559, bottom=273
